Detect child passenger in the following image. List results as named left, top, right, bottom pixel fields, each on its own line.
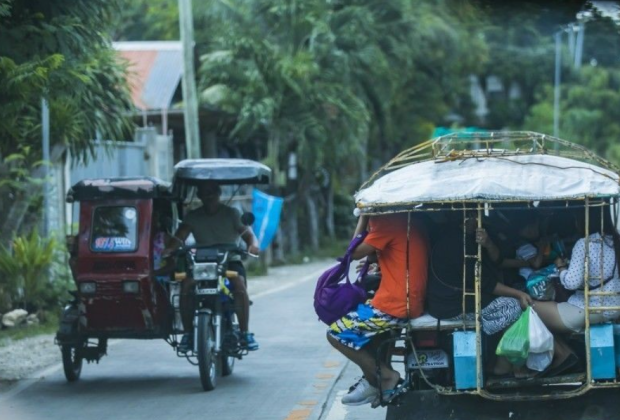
left=514, top=213, right=549, bottom=281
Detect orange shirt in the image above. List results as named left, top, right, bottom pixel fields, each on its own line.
left=364, top=214, right=428, bottom=319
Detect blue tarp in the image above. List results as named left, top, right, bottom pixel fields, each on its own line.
left=252, top=190, right=283, bottom=250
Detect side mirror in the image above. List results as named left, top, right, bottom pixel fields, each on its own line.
left=241, top=212, right=255, bottom=226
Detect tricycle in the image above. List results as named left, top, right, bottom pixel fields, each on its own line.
left=56, top=159, right=271, bottom=392
left=354, top=132, right=620, bottom=419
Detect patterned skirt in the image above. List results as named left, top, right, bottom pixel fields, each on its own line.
left=449, top=297, right=522, bottom=335
left=328, top=302, right=407, bottom=350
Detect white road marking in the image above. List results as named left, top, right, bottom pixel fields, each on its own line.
left=252, top=266, right=327, bottom=300
left=322, top=390, right=349, bottom=420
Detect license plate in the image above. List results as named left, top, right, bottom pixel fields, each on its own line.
left=407, top=349, right=449, bottom=369
left=196, top=288, right=218, bottom=295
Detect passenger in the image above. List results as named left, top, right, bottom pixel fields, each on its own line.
left=165, top=182, right=261, bottom=352
left=533, top=206, right=620, bottom=375
left=480, top=212, right=553, bottom=289
left=426, top=213, right=531, bottom=376
left=327, top=213, right=428, bottom=407
left=512, top=213, right=550, bottom=281
left=153, top=209, right=174, bottom=283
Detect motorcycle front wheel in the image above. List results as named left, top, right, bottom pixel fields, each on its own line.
left=197, top=313, right=219, bottom=391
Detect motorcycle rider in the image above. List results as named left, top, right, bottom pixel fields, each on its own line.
left=166, top=181, right=260, bottom=352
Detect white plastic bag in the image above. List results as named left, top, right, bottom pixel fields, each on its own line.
left=526, top=307, right=554, bottom=371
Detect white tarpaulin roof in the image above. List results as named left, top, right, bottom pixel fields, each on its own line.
left=356, top=154, right=620, bottom=208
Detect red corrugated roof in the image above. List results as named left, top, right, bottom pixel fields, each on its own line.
left=114, top=42, right=183, bottom=111
left=118, top=50, right=157, bottom=110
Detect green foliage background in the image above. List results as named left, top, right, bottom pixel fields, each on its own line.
left=0, top=0, right=133, bottom=313
left=2, top=0, right=620, bottom=313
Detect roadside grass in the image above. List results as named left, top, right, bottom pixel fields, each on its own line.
left=0, top=312, right=59, bottom=347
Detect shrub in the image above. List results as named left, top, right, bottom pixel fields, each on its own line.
left=0, top=230, right=57, bottom=312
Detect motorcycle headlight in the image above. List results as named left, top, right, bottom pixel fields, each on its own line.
left=193, top=263, right=218, bottom=280
left=79, top=282, right=97, bottom=294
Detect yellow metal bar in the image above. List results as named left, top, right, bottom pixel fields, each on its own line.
left=599, top=206, right=605, bottom=291
left=461, top=208, right=467, bottom=325
left=477, top=383, right=592, bottom=402
left=584, top=199, right=592, bottom=384
left=475, top=205, right=483, bottom=393
left=586, top=306, right=620, bottom=312
left=591, top=381, right=620, bottom=389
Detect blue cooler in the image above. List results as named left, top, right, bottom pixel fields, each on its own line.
left=453, top=331, right=479, bottom=389
left=590, top=324, right=616, bottom=380
left=613, top=325, right=620, bottom=370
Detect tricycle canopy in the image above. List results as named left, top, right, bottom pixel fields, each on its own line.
left=355, top=131, right=620, bottom=213
left=173, top=159, right=271, bottom=185
left=66, top=177, right=171, bottom=203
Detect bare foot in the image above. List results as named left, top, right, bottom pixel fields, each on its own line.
left=492, top=357, right=512, bottom=376
left=379, top=369, right=401, bottom=392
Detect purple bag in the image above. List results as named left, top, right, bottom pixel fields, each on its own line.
left=314, top=232, right=369, bottom=325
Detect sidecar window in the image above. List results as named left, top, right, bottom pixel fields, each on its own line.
left=90, top=206, right=138, bottom=253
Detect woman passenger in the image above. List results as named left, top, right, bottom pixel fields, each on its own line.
left=533, top=206, right=620, bottom=333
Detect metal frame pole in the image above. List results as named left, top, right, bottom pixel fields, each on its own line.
left=42, top=97, right=50, bottom=237
left=475, top=205, right=483, bottom=392
left=553, top=31, right=562, bottom=139
left=584, top=199, right=592, bottom=384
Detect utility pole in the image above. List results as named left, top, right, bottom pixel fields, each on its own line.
left=553, top=31, right=562, bottom=140
left=179, top=0, right=201, bottom=159
left=41, top=97, right=50, bottom=236
left=574, top=21, right=585, bottom=70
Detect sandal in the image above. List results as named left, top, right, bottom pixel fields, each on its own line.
left=545, top=353, right=578, bottom=377
left=371, top=379, right=407, bottom=408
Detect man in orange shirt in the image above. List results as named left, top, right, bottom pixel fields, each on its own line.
left=327, top=213, right=428, bottom=407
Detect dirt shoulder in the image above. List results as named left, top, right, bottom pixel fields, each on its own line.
left=0, top=259, right=332, bottom=383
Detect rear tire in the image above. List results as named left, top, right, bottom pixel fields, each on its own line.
left=197, top=313, right=219, bottom=391
left=221, top=352, right=235, bottom=377
left=221, top=315, right=237, bottom=377
left=61, top=342, right=84, bottom=382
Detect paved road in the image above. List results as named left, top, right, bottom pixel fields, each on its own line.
left=1, top=260, right=385, bottom=420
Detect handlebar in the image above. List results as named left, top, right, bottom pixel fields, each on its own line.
left=168, top=243, right=247, bottom=256
left=191, top=243, right=248, bottom=254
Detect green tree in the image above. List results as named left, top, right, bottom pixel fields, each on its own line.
left=471, top=0, right=584, bottom=129
left=196, top=0, right=487, bottom=250
left=523, top=66, right=620, bottom=161
left=110, top=0, right=487, bottom=253
left=112, top=0, right=179, bottom=41
left=0, top=0, right=132, bottom=246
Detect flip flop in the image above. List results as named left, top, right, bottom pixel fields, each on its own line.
left=545, top=353, right=579, bottom=378
left=372, top=379, right=407, bottom=408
